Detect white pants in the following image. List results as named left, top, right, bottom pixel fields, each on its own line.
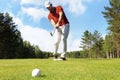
left=54, top=24, right=70, bottom=58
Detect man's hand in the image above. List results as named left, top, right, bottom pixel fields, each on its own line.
left=50, top=19, right=59, bottom=29
left=55, top=23, right=59, bottom=29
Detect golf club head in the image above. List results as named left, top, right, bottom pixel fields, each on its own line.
left=50, top=32, right=53, bottom=36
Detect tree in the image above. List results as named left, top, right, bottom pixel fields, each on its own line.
left=0, top=12, right=23, bottom=58
left=80, top=30, right=92, bottom=58
left=102, top=0, right=120, bottom=58
left=21, top=41, right=36, bottom=58
left=80, top=30, right=104, bottom=58
left=92, top=30, right=104, bottom=58
left=34, top=45, right=43, bottom=58
left=103, top=33, right=116, bottom=58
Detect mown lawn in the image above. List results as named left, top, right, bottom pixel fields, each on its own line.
left=0, top=58, right=120, bottom=80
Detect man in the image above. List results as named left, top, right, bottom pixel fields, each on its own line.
left=45, top=1, right=70, bottom=60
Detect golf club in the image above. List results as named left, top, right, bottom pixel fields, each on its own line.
left=49, top=28, right=63, bottom=37
left=50, top=29, right=55, bottom=37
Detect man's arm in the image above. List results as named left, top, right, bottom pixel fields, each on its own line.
left=56, top=11, right=63, bottom=26
left=50, top=19, right=58, bottom=29
left=50, top=11, right=63, bottom=28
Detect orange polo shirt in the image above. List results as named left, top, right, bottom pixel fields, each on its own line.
left=48, top=6, right=69, bottom=26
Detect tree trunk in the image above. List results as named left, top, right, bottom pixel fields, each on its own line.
left=106, top=51, right=109, bottom=59
left=116, top=50, right=120, bottom=58
left=110, top=50, right=112, bottom=58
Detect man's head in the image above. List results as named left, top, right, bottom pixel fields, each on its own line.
left=44, top=1, right=53, bottom=12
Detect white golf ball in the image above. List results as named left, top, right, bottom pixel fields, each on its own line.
left=32, top=68, right=41, bottom=77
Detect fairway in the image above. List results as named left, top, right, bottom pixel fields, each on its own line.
left=0, top=58, right=120, bottom=80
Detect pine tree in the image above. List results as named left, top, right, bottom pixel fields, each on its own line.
left=80, top=30, right=92, bottom=58
left=80, top=30, right=103, bottom=58
left=102, top=0, right=120, bottom=58
left=103, top=33, right=116, bottom=58
left=92, top=30, right=103, bottom=58
left=0, top=12, right=23, bottom=58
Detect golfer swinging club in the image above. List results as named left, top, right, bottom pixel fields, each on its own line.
left=45, top=1, right=70, bottom=60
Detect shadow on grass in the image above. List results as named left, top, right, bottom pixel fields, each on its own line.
left=40, top=74, right=46, bottom=78
left=32, top=74, right=47, bottom=79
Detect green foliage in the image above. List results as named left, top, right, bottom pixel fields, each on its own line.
left=103, top=0, right=120, bottom=58
left=80, top=30, right=92, bottom=58
left=0, top=12, right=23, bottom=58
left=66, top=51, right=81, bottom=58
left=15, top=41, right=52, bottom=58
left=80, top=30, right=104, bottom=58
left=66, top=51, right=89, bottom=58
left=80, top=30, right=92, bottom=50
left=103, top=33, right=116, bottom=58
left=92, top=30, right=104, bottom=58
left=21, top=41, right=36, bottom=58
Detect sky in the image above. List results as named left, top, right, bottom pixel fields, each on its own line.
left=0, top=0, right=110, bottom=52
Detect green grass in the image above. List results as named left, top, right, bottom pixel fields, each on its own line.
left=0, top=58, right=120, bottom=80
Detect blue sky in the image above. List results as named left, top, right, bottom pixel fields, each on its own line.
left=0, top=0, right=110, bottom=52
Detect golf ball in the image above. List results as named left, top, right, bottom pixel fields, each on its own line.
left=32, top=68, right=40, bottom=77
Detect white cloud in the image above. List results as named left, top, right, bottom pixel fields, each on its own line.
left=67, top=36, right=82, bottom=51
left=21, top=26, right=54, bottom=51
left=68, top=0, right=86, bottom=15
left=21, top=7, right=48, bottom=21
left=20, top=0, right=44, bottom=6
